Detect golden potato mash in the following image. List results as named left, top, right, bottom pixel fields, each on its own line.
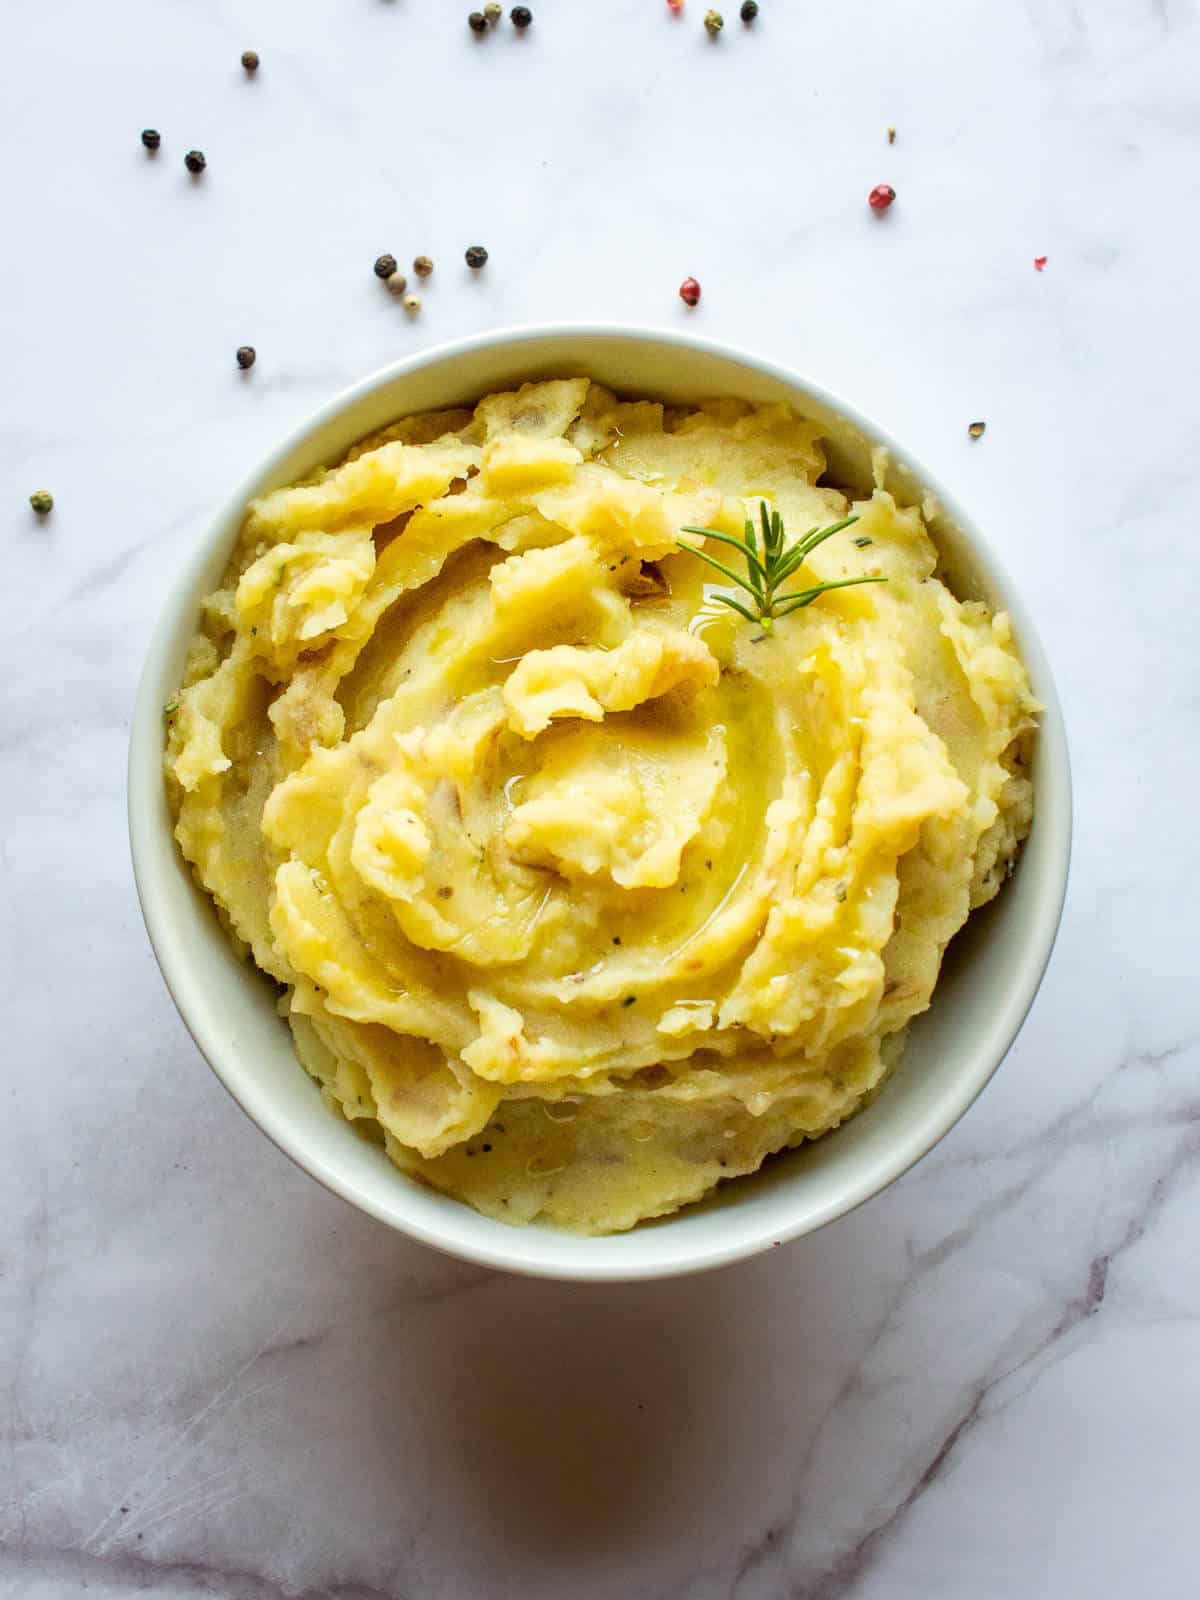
left=167, top=379, right=1036, bottom=1233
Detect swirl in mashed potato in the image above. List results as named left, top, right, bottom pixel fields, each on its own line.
left=166, top=379, right=1036, bottom=1233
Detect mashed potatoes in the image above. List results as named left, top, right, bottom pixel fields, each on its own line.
left=166, top=380, right=1036, bottom=1233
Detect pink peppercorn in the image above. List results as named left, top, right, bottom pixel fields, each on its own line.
left=868, top=184, right=896, bottom=211
left=679, top=277, right=701, bottom=306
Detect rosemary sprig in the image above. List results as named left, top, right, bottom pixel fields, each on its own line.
left=678, top=502, right=886, bottom=631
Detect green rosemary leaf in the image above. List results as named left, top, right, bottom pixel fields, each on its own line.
left=772, top=521, right=859, bottom=585
left=772, top=575, right=887, bottom=617
left=795, top=513, right=860, bottom=558
left=677, top=503, right=886, bottom=630
left=680, top=525, right=769, bottom=587
left=713, top=592, right=760, bottom=623
left=682, top=544, right=764, bottom=598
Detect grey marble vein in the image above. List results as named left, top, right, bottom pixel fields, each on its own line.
left=727, top=1048, right=1200, bottom=1599
left=0, top=1546, right=407, bottom=1600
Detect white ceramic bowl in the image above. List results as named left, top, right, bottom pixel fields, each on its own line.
left=129, top=325, right=1071, bottom=1281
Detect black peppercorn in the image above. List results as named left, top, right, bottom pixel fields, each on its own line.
left=236, top=346, right=256, bottom=370
left=241, top=50, right=259, bottom=72
left=374, top=253, right=398, bottom=280
left=468, top=11, right=487, bottom=31
left=740, top=0, right=758, bottom=18
left=184, top=149, right=206, bottom=175
left=141, top=128, right=161, bottom=152
left=511, top=6, right=532, bottom=27
left=465, top=244, right=488, bottom=269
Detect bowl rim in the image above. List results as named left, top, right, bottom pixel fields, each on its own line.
left=128, top=321, right=1072, bottom=1281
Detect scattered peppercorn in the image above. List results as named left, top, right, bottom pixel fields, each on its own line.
left=468, top=11, right=487, bottom=31
left=679, top=276, right=701, bottom=306
left=705, top=9, right=724, bottom=32
left=465, top=244, right=488, bottom=268
left=29, top=489, right=53, bottom=516
left=484, top=1, right=502, bottom=18
left=413, top=255, right=434, bottom=277
left=740, top=0, right=758, bottom=19
left=1034, top=255, right=1048, bottom=271
left=374, top=253, right=398, bottom=280
left=141, top=128, right=161, bottom=152
left=868, top=182, right=895, bottom=211
left=402, top=293, right=421, bottom=313
left=622, top=995, right=637, bottom=1007
left=236, top=345, right=256, bottom=370
left=968, top=420, right=986, bottom=439
left=184, top=149, right=206, bottom=175
left=386, top=271, right=409, bottom=297
left=511, top=6, right=533, bottom=27
left=241, top=50, right=259, bottom=72
left=887, top=125, right=896, bottom=144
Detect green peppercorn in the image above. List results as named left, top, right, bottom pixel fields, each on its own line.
left=141, top=128, right=161, bottom=152
left=739, top=0, right=758, bottom=18
left=704, top=9, right=724, bottom=33
left=465, top=244, right=488, bottom=269
left=511, top=5, right=532, bottom=27
left=468, top=11, right=487, bottom=31
left=483, top=1, right=502, bottom=18
left=236, top=346, right=256, bottom=370
left=29, top=490, right=53, bottom=516
left=413, top=255, right=433, bottom=277
left=241, top=50, right=259, bottom=72
left=184, top=149, right=206, bottom=175
left=374, top=253, right=398, bottom=280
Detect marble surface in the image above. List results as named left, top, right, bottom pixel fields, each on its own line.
left=3, top=0, right=1198, bottom=1595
